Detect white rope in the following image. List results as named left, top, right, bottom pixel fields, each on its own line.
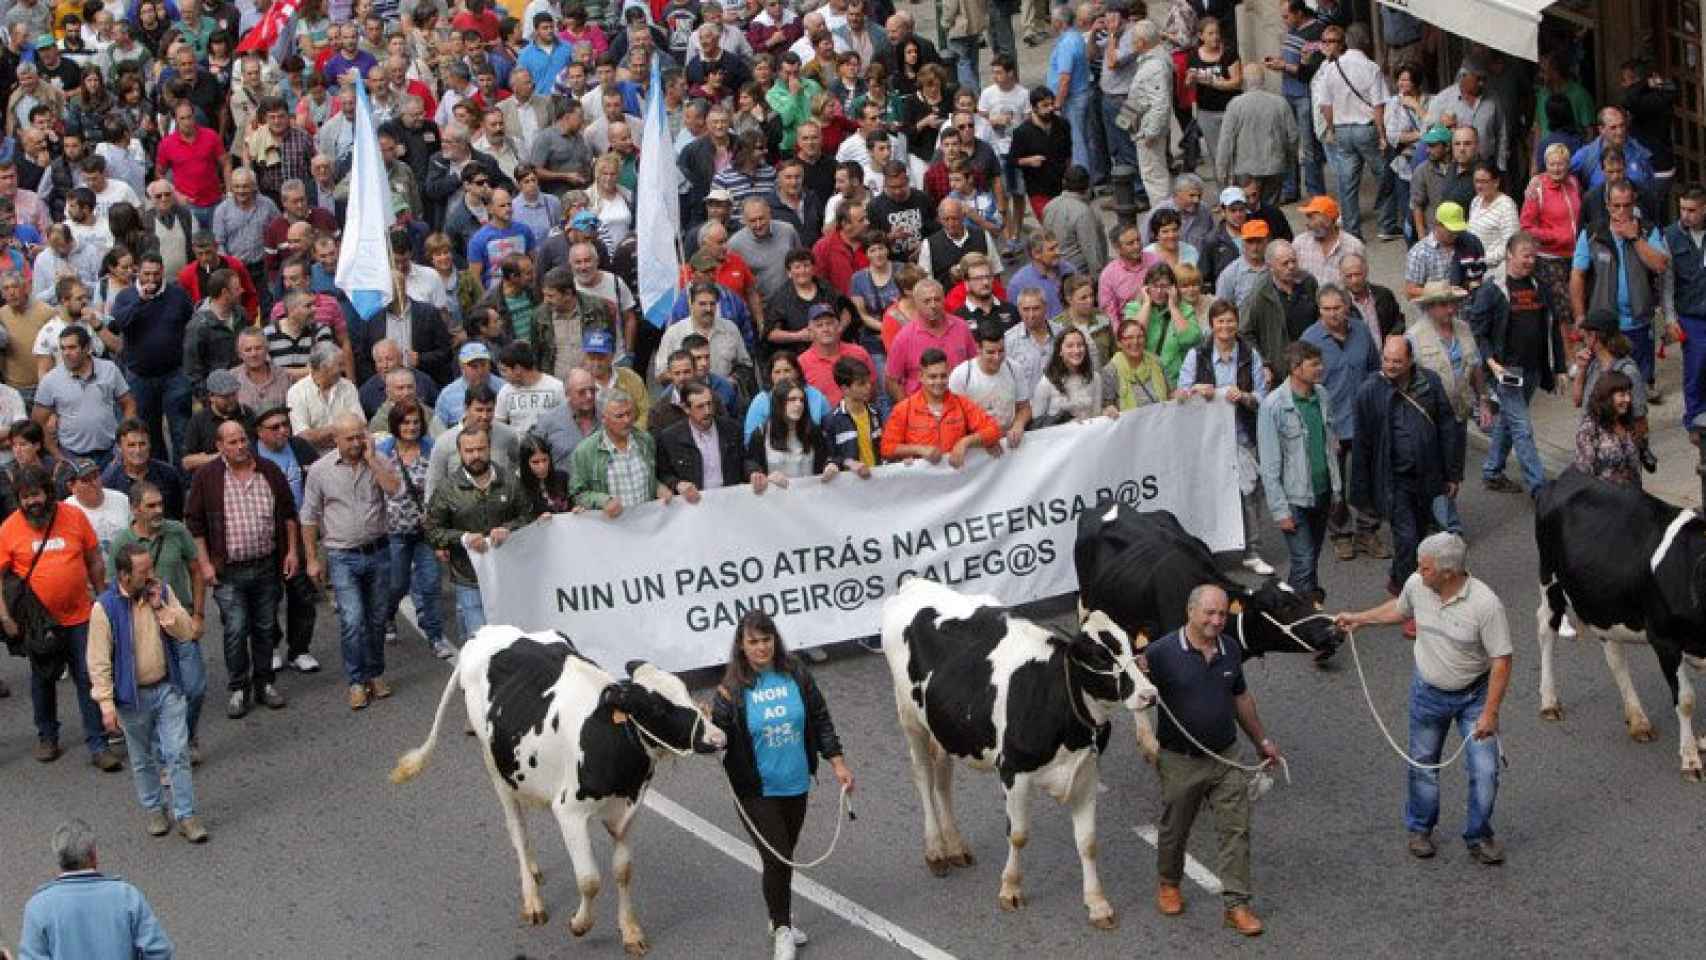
left=729, top=783, right=854, bottom=870
left=1346, top=626, right=1486, bottom=771
left=1149, top=691, right=1291, bottom=785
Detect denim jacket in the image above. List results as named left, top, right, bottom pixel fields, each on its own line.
left=1256, top=383, right=1341, bottom=522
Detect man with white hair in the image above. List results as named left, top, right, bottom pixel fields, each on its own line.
left=286, top=342, right=362, bottom=452
left=919, top=196, right=1001, bottom=287
left=1214, top=63, right=1298, bottom=205
left=1334, top=532, right=1512, bottom=866
left=1115, top=18, right=1172, bottom=211
left=18, top=819, right=175, bottom=954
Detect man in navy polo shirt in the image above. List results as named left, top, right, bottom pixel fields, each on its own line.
left=1144, top=583, right=1283, bottom=938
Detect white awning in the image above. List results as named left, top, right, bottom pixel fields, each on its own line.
left=1378, top=0, right=1556, bottom=62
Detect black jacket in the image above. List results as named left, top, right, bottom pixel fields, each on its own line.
left=1362, top=283, right=1406, bottom=341
left=769, top=189, right=826, bottom=250
left=1348, top=364, right=1460, bottom=517
left=421, top=151, right=515, bottom=229
left=353, top=298, right=457, bottom=387
left=655, top=416, right=752, bottom=491
left=711, top=659, right=844, bottom=798
left=1466, top=274, right=1567, bottom=392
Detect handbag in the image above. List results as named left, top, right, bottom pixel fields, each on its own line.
left=2, top=507, right=60, bottom=667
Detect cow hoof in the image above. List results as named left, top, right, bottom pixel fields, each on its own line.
left=951, top=850, right=976, bottom=868
left=1538, top=705, right=1564, bottom=722
left=1630, top=722, right=1656, bottom=743
left=1088, top=909, right=1118, bottom=930
left=1682, top=764, right=1704, bottom=783
left=998, top=889, right=1025, bottom=911
left=570, top=917, right=594, bottom=937
left=529, top=863, right=544, bottom=884
left=927, top=857, right=952, bottom=877
left=521, top=907, right=548, bottom=926
left=623, top=937, right=651, bottom=957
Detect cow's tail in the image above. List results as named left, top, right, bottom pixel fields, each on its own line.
left=390, top=664, right=464, bottom=784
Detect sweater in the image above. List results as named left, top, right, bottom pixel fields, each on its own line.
left=108, top=282, right=195, bottom=377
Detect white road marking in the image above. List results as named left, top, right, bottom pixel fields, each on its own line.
left=1132, top=824, right=1223, bottom=894
left=643, top=792, right=958, bottom=960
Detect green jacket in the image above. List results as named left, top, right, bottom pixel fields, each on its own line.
left=766, top=78, right=822, bottom=152
left=569, top=428, right=658, bottom=511
left=423, top=465, right=534, bottom=584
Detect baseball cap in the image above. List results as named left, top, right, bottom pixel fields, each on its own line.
left=205, top=369, right=240, bottom=396
left=1218, top=186, right=1248, bottom=208
left=1582, top=308, right=1620, bottom=339
left=1298, top=195, right=1340, bottom=221
left=583, top=329, right=615, bottom=354
left=69, top=457, right=100, bottom=477
left=33, top=35, right=56, bottom=50
left=569, top=210, right=599, bottom=231
left=1240, top=220, right=1271, bottom=240
left=459, top=342, right=493, bottom=364
left=1434, top=202, right=1469, bottom=233
left=1421, top=124, right=1452, bottom=145
left=806, top=303, right=837, bottom=323
left=706, top=188, right=734, bottom=204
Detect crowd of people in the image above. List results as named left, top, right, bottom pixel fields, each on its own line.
left=0, top=0, right=1701, bottom=954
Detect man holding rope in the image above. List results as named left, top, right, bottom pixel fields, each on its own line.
left=1334, top=532, right=1511, bottom=865
left=1144, top=584, right=1283, bottom=938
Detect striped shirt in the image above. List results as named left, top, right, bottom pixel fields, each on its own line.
left=264, top=320, right=335, bottom=371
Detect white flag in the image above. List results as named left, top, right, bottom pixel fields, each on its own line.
left=636, top=56, right=681, bottom=328
left=334, top=72, right=394, bottom=321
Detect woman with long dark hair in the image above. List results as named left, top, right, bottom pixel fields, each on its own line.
left=710, top=610, right=853, bottom=960
left=746, top=378, right=836, bottom=485
left=517, top=434, right=573, bottom=516
left=1574, top=371, right=1641, bottom=490
left=376, top=402, right=451, bottom=659
left=1030, top=327, right=1102, bottom=425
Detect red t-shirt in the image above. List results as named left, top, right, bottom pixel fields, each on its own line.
left=452, top=10, right=502, bottom=43
left=0, top=504, right=99, bottom=627
left=157, top=128, right=228, bottom=207
left=799, top=343, right=876, bottom=406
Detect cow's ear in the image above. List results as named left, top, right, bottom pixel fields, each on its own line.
left=624, top=659, right=649, bottom=678
left=599, top=683, right=627, bottom=711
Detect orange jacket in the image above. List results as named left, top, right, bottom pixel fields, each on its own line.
left=880, top=390, right=1001, bottom=459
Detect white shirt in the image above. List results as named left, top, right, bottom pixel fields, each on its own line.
left=65, top=489, right=131, bottom=558
left=286, top=377, right=363, bottom=436
left=90, top=180, right=140, bottom=221
left=1310, top=49, right=1391, bottom=128
left=947, top=357, right=1030, bottom=429
left=495, top=372, right=566, bottom=434
left=978, top=83, right=1031, bottom=157
left=33, top=318, right=107, bottom=367
left=405, top=263, right=449, bottom=309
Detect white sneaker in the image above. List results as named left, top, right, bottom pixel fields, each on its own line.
left=1241, top=556, right=1276, bottom=576
left=271, top=649, right=284, bottom=672
left=791, top=927, right=808, bottom=946
left=290, top=653, right=321, bottom=673
left=771, top=926, right=797, bottom=960
left=432, top=640, right=457, bottom=660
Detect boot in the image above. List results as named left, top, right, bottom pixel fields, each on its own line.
left=1356, top=532, right=1391, bottom=559
left=1331, top=536, right=1356, bottom=561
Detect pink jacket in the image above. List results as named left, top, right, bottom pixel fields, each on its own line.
left=1519, top=173, right=1582, bottom=259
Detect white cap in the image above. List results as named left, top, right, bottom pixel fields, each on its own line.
left=1218, top=186, right=1248, bottom=207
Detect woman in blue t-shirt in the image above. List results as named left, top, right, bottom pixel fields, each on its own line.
left=710, top=611, right=853, bottom=959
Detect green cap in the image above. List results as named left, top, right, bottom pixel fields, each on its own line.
left=1420, top=124, right=1452, bottom=146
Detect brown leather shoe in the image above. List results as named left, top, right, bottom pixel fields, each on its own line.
left=348, top=683, right=369, bottom=711
left=33, top=738, right=62, bottom=762
left=1223, top=905, right=1265, bottom=936
left=91, top=748, right=125, bottom=772
left=1156, top=882, right=1184, bottom=916
left=367, top=677, right=392, bottom=700
left=1356, top=532, right=1392, bottom=559
left=1332, top=536, right=1356, bottom=561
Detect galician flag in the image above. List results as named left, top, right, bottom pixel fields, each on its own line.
left=334, top=72, right=394, bottom=321
left=636, top=55, right=682, bottom=329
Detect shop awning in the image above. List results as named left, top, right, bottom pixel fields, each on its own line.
left=1378, top=0, right=1556, bottom=62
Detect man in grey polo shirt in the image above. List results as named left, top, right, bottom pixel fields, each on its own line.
left=33, top=325, right=136, bottom=469
left=1335, top=532, right=1512, bottom=866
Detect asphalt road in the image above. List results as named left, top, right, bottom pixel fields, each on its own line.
left=3, top=473, right=1704, bottom=959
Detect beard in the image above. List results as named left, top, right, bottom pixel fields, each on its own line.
left=463, top=458, right=489, bottom=477
left=23, top=500, right=51, bottom=525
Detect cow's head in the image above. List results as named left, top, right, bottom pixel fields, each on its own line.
left=603, top=660, right=727, bottom=755
left=1072, top=609, right=1158, bottom=712
left=1235, top=580, right=1342, bottom=663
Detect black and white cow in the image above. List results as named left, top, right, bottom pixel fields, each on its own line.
left=1536, top=469, right=1706, bottom=781
left=390, top=626, right=726, bottom=954
left=881, top=578, right=1156, bottom=929
left=1074, top=502, right=1341, bottom=762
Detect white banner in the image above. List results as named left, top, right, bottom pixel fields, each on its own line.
left=472, top=403, right=1240, bottom=672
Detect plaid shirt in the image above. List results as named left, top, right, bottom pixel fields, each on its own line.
left=602, top=434, right=653, bottom=506
left=255, top=127, right=317, bottom=200
left=221, top=463, right=277, bottom=562
left=1404, top=234, right=1455, bottom=288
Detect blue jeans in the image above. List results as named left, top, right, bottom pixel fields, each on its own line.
left=118, top=682, right=195, bottom=819
left=1393, top=176, right=1416, bottom=245
left=1406, top=672, right=1500, bottom=842
left=189, top=203, right=217, bottom=230
left=1626, top=323, right=1656, bottom=388
left=1063, top=88, right=1093, bottom=179
left=214, top=557, right=280, bottom=694
left=62, top=446, right=114, bottom=472
left=1681, top=313, right=1706, bottom=428
left=985, top=6, right=1015, bottom=64
left=29, top=622, right=104, bottom=754
left=948, top=38, right=980, bottom=91
left=454, top=581, right=486, bottom=641
left=170, top=640, right=206, bottom=742
left=389, top=531, right=444, bottom=645
left=1281, top=492, right=1331, bottom=599
left=1326, top=124, right=1382, bottom=239
left=1376, top=156, right=1401, bottom=236
left=1482, top=370, right=1544, bottom=493
left=1283, top=95, right=1325, bottom=200
left=1432, top=418, right=1466, bottom=534
left=1100, top=93, right=1137, bottom=169
left=125, top=370, right=192, bottom=466
left=328, top=545, right=389, bottom=684
left=1085, top=89, right=1109, bottom=184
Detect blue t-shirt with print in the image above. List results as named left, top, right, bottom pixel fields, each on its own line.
left=745, top=670, right=810, bottom=797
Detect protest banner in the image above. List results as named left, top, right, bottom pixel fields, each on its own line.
left=472, top=402, right=1240, bottom=671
